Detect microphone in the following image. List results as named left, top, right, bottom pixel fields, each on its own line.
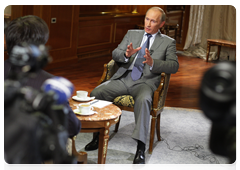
left=42, top=77, right=74, bottom=104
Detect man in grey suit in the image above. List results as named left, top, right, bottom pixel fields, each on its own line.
left=85, top=7, right=179, bottom=164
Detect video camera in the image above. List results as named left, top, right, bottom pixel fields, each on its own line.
left=199, top=61, right=236, bottom=163
left=4, top=44, right=76, bottom=163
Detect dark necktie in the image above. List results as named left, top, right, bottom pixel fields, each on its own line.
left=131, top=33, right=152, bottom=81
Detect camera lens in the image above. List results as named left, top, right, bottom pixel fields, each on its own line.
left=200, top=62, right=236, bottom=122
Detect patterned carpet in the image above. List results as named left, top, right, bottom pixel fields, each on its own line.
left=74, top=107, right=230, bottom=165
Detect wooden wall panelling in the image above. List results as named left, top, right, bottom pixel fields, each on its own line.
left=47, top=5, right=74, bottom=50
left=114, top=23, right=133, bottom=43
left=42, top=5, right=80, bottom=69
left=136, top=5, right=165, bottom=14
left=77, top=14, right=145, bottom=60
left=78, top=24, right=113, bottom=46
left=22, top=5, right=34, bottom=16
left=79, top=5, right=134, bottom=15
left=9, top=5, right=188, bottom=67
left=10, top=5, right=44, bottom=21
left=113, top=16, right=144, bottom=43
left=78, top=22, right=113, bottom=47
left=9, top=5, right=80, bottom=69
left=10, top=5, right=22, bottom=20
left=77, top=17, right=114, bottom=59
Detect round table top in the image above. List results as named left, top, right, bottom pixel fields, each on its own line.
left=69, top=98, right=121, bottom=121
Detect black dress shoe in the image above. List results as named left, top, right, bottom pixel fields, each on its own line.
left=85, top=134, right=99, bottom=151
left=133, top=149, right=145, bottom=164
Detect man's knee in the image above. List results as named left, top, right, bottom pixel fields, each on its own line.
left=135, top=94, right=153, bottom=105
left=90, top=82, right=110, bottom=100
left=90, top=87, right=101, bottom=98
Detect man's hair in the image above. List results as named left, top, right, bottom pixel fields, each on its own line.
left=4, top=15, right=49, bottom=55
left=146, top=7, right=166, bottom=23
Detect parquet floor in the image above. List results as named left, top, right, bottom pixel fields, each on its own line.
left=45, top=53, right=216, bottom=110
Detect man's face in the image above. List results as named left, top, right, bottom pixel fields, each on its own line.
left=144, top=9, right=165, bottom=34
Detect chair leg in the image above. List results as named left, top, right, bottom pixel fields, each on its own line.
left=114, top=115, right=121, bottom=132
left=76, top=152, right=88, bottom=164
left=71, top=136, right=87, bottom=164
left=156, top=113, right=161, bottom=141
left=206, top=42, right=211, bottom=62
left=149, top=116, right=157, bottom=154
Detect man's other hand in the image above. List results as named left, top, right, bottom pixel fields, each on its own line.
left=125, top=43, right=141, bottom=58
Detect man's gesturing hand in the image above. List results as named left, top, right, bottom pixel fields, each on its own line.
left=125, top=43, right=141, bottom=58
left=143, top=48, right=153, bottom=67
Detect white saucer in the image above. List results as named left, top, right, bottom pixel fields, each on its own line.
left=72, top=96, right=95, bottom=102
left=73, top=109, right=97, bottom=116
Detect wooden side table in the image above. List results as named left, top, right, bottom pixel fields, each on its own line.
left=69, top=99, right=122, bottom=164
left=206, top=39, right=236, bottom=62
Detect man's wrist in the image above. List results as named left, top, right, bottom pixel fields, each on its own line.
left=124, top=53, right=129, bottom=62
left=150, top=60, right=154, bottom=70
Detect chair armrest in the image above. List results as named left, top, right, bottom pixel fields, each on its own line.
left=97, top=64, right=108, bottom=85
left=152, top=73, right=171, bottom=112
left=152, top=73, right=166, bottom=109
left=97, top=59, right=120, bottom=86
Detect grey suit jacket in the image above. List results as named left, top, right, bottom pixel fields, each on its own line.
left=111, top=29, right=179, bottom=91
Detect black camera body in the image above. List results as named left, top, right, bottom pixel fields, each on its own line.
left=4, top=44, right=75, bottom=163
left=200, top=61, right=236, bottom=163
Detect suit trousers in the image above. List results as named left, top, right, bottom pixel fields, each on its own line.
left=90, top=70, right=154, bottom=144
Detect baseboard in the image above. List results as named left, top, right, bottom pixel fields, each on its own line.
left=44, top=57, right=78, bottom=70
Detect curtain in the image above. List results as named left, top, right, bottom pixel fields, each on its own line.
left=183, top=5, right=236, bottom=61
left=184, top=5, right=205, bottom=49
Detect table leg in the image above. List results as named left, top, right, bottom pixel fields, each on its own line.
left=206, top=42, right=211, bottom=62
left=217, top=45, right=221, bottom=60
left=98, top=128, right=109, bottom=164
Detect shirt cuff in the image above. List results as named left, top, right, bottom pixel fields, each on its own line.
left=150, top=60, right=154, bottom=70
left=124, top=53, right=129, bottom=62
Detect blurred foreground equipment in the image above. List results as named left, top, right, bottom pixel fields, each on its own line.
left=4, top=44, right=75, bottom=163
left=200, top=61, right=236, bottom=163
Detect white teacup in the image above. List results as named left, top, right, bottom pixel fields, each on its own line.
left=78, top=103, right=93, bottom=114
left=77, top=90, right=88, bottom=99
